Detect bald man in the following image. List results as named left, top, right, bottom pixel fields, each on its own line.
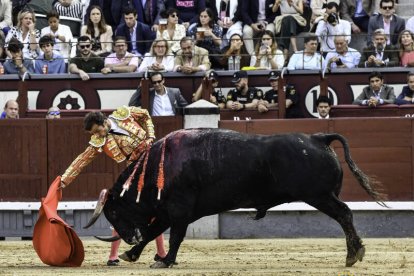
left=1, top=100, right=19, bottom=119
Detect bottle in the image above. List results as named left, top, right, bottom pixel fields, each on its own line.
left=42, top=64, right=48, bottom=74
left=234, top=56, right=240, bottom=71
left=228, top=56, right=234, bottom=71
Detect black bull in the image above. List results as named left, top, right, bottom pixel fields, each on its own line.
left=85, top=128, right=385, bottom=268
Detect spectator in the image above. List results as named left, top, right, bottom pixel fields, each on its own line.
left=192, top=69, right=226, bottom=108
left=101, top=36, right=140, bottom=74
left=310, top=0, right=340, bottom=28
left=165, top=0, right=206, bottom=29
left=241, top=0, right=279, bottom=55
left=315, top=2, right=351, bottom=55
left=3, top=37, right=35, bottom=74
left=359, top=28, right=399, bottom=68
left=340, top=0, right=374, bottom=34
left=173, top=36, right=211, bottom=74
left=209, top=0, right=243, bottom=49
left=69, top=35, right=104, bottom=80
left=398, top=30, right=414, bottom=67
left=274, top=0, right=306, bottom=59
left=157, top=8, right=186, bottom=54
left=5, top=10, right=40, bottom=60
left=250, top=30, right=284, bottom=70
left=137, top=39, right=174, bottom=73
left=226, top=70, right=263, bottom=111
left=131, top=0, right=165, bottom=31
left=0, top=0, right=12, bottom=37
left=34, top=35, right=66, bottom=74
left=220, top=32, right=250, bottom=70
left=395, top=72, right=414, bottom=105
left=188, top=8, right=223, bottom=69
left=53, top=0, right=83, bottom=20
left=41, top=10, right=73, bottom=62
left=257, top=71, right=302, bottom=118
left=0, top=99, right=19, bottom=119
left=115, top=6, right=155, bottom=59
left=85, top=0, right=129, bottom=33
left=353, top=71, right=395, bottom=106
left=81, top=5, right=113, bottom=57
left=287, top=34, right=324, bottom=70
left=128, top=72, right=188, bottom=116
left=315, top=95, right=332, bottom=119
left=367, top=0, right=405, bottom=47
left=46, top=106, right=61, bottom=119
left=323, top=35, right=361, bottom=70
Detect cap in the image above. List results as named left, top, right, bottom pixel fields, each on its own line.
left=207, top=70, right=218, bottom=81
left=268, top=71, right=280, bottom=81
left=231, top=70, right=248, bottom=83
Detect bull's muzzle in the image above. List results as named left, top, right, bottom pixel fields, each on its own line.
left=125, top=228, right=143, bottom=245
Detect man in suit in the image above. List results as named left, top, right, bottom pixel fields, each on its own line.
left=353, top=71, right=396, bottom=106
left=359, top=28, right=399, bottom=68
left=131, top=0, right=165, bottom=31
left=367, top=0, right=405, bottom=46
left=128, top=72, right=188, bottom=116
left=115, top=6, right=155, bottom=58
left=173, top=37, right=211, bottom=74
left=340, top=0, right=374, bottom=33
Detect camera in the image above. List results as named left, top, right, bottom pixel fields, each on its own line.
left=327, top=13, right=339, bottom=25
left=335, top=58, right=344, bottom=66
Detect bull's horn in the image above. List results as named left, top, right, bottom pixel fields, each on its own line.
left=94, top=235, right=121, bottom=242
left=83, top=189, right=108, bottom=229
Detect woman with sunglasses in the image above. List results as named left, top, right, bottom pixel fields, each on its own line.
left=157, top=8, right=186, bottom=54
left=188, top=8, right=222, bottom=69
left=80, top=5, right=113, bottom=57
left=166, top=0, right=206, bottom=29
left=250, top=30, right=284, bottom=70
left=138, top=39, right=174, bottom=72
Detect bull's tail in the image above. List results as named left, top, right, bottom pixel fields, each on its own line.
left=323, top=133, right=388, bottom=207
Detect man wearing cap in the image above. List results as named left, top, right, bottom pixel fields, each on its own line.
left=226, top=70, right=263, bottom=111
left=192, top=70, right=226, bottom=108
left=258, top=71, right=302, bottom=118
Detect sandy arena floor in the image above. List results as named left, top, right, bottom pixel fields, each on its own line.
left=0, top=238, right=413, bottom=276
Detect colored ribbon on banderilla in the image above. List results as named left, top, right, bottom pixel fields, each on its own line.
left=121, top=138, right=167, bottom=203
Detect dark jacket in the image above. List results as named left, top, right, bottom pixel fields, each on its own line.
left=367, top=14, right=405, bottom=46
left=128, top=86, right=188, bottom=116
left=358, top=44, right=399, bottom=68
left=166, top=0, right=206, bottom=24
left=115, top=21, right=155, bottom=56
left=240, top=0, right=277, bottom=25
left=395, top=86, right=414, bottom=105
left=131, top=0, right=165, bottom=26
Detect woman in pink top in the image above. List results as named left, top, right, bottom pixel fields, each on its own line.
left=399, top=30, right=414, bottom=67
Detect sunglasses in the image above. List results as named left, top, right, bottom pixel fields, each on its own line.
left=169, top=14, right=178, bottom=18
left=381, top=6, right=393, bottom=10
left=151, top=80, right=163, bottom=84
left=48, top=111, right=60, bottom=115
left=79, top=44, right=91, bottom=49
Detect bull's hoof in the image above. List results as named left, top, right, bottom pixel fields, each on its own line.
left=119, top=252, right=138, bottom=262
left=346, top=246, right=365, bottom=267
left=150, top=260, right=170, bottom=268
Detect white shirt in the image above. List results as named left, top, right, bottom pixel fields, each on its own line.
left=152, top=88, right=175, bottom=116
left=257, top=0, right=266, bottom=22
left=287, top=51, right=324, bottom=70
left=315, top=19, right=351, bottom=53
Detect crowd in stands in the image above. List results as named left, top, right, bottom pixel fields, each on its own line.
left=2, top=0, right=414, bottom=119
left=0, top=0, right=412, bottom=76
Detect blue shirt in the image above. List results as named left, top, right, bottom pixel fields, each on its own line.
left=3, top=59, right=35, bottom=74
left=34, top=52, right=66, bottom=74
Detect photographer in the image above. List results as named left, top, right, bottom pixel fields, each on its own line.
left=315, top=2, right=351, bottom=56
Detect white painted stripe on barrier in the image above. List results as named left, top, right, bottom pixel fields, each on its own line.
left=0, top=201, right=413, bottom=211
